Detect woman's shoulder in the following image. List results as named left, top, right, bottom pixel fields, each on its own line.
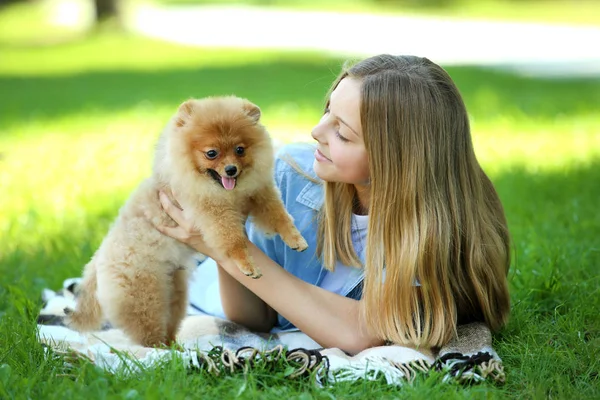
left=273, top=142, right=319, bottom=183
left=272, top=142, right=322, bottom=210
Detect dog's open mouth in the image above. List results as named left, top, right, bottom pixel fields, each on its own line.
left=207, top=169, right=237, bottom=190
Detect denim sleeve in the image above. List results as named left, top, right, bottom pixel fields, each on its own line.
left=244, top=157, right=288, bottom=265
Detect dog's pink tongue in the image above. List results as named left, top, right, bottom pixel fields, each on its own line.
left=221, top=177, right=236, bottom=190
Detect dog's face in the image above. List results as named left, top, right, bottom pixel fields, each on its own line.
left=193, top=133, right=253, bottom=191
left=173, top=97, right=270, bottom=191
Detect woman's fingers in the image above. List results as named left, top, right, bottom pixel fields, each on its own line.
left=154, top=223, right=190, bottom=241
left=143, top=206, right=189, bottom=240
left=159, top=191, right=191, bottom=231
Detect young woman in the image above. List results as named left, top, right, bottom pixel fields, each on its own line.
left=153, top=54, right=511, bottom=355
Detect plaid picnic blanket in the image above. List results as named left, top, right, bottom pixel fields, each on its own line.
left=37, top=278, right=505, bottom=386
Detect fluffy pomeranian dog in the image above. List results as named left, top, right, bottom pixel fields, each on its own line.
left=65, top=96, right=308, bottom=347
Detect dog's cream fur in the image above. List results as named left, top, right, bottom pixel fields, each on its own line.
left=66, top=97, right=308, bottom=347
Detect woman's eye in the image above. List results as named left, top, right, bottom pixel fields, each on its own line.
left=205, top=150, right=218, bottom=159
left=235, top=146, right=245, bottom=156
left=336, top=131, right=349, bottom=142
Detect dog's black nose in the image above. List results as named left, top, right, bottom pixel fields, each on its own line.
left=224, top=165, right=237, bottom=176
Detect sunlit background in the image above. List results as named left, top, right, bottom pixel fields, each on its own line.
left=2, top=0, right=599, bottom=290
left=1, top=0, right=599, bottom=279
left=0, top=1, right=599, bottom=395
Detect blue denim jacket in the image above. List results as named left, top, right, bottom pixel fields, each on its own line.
left=189, top=143, right=365, bottom=331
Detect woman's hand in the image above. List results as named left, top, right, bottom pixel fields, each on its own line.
left=150, top=191, right=220, bottom=259
left=153, top=190, right=277, bottom=331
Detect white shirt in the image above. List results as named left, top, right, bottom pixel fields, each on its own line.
left=319, top=213, right=368, bottom=295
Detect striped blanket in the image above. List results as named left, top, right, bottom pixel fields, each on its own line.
left=37, top=278, right=505, bottom=386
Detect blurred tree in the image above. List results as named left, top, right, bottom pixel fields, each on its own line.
left=0, top=0, right=24, bottom=6
left=94, top=0, right=120, bottom=25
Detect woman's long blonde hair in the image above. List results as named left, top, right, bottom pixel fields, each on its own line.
left=317, top=55, right=511, bottom=348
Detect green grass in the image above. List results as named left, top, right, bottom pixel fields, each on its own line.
left=1, top=3, right=599, bottom=399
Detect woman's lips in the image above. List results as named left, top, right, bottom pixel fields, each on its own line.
left=315, top=148, right=332, bottom=163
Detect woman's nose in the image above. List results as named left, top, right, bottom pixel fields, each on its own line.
left=311, top=122, right=326, bottom=143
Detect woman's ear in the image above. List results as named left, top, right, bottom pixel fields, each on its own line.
left=175, top=99, right=195, bottom=127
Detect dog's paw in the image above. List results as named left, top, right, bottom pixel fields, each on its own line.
left=288, top=236, right=308, bottom=252
left=241, top=267, right=262, bottom=279
left=245, top=269, right=262, bottom=279
left=251, top=271, right=263, bottom=279
left=236, top=261, right=262, bottom=279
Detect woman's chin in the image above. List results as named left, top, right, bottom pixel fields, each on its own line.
left=313, top=160, right=329, bottom=180
left=314, top=162, right=341, bottom=183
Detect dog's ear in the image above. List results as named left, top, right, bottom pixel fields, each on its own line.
left=175, top=100, right=194, bottom=127
left=243, top=101, right=261, bottom=123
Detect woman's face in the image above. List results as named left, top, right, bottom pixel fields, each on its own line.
left=311, top=77, right=370, bottom=185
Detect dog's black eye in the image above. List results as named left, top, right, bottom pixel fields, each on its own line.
left=235, top=146, right=245, bottom=156
left=205, top=150, right=218, bottom=159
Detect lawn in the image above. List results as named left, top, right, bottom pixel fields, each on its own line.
left=0, top=2, right=599, bottom=399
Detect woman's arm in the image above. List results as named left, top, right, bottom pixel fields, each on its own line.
left=152, top=192, right=276, bottom=331
left=154, top=191, right=383, bottom=354
left=216, top=241, right=384, bottom=354
left=217, top=263, right=277, bottom=332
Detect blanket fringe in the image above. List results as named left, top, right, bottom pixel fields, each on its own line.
left=436, top=351, right=506, bottom=384
left=44, top=343, right=328, bottom=382
left=389, top=358, right=432, bottom=383
left=44, top=342, right=504, bottom=386
left=197, top=345, right=329, bottom=381
left=38, top=280, right=505, bottom=387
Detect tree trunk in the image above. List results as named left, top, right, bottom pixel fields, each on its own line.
left=94, top=0, right=119, bottom=24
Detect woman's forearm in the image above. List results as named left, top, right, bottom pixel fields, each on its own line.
left=217, top=263, right=277, bottom=332
left=218, top=242, right=385, bottom=354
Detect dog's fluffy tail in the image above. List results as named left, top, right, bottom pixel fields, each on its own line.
left=64, top=258, right=103, bottom=331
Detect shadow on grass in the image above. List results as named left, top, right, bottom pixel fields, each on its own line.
left=449, top=67, right=600, bottom=121
left=1, top=59, right=599, bottom=131
left=0, top=58, right=341, bottom=131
